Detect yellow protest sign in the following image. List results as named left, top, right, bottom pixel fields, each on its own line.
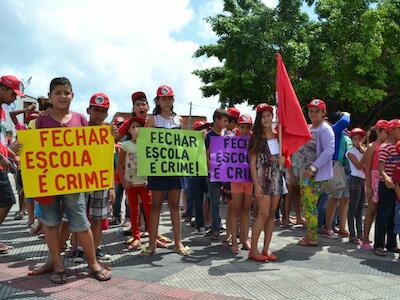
left=18, top=126, right=114, bottom=198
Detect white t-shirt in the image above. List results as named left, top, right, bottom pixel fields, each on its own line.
left=346, top=146, right=365, bottom=179
left=121, top=140, right=147, bottom=185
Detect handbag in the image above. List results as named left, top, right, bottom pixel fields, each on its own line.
left=324, top=160, right=346, bottom=194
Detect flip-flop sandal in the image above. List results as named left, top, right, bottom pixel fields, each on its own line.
left=248, top=253, right=268, bottom=262
left=140, top=246, right=156, bottom=257
left=262, top=251, right=278, bottom=261
left=174, top=246, right=191, bottom=256
left=92, top=267, right=111, bottom=282
left=126, top=237, right=134, bottom=244
left=156, top=239, right=169, bottom=248
left=297, top=238, right=318, bottom=247
left=374, top=248, right=386, bottom=257
left=158, top=235, right=172, bottom=243
left=128, top=241, right=141, bottom=251
left=28, top=266, right=54, bottom=276
left=50, top=271, right=67, bottom=284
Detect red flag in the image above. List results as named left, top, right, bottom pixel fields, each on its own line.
left=276, top=53, right=311, bottom=168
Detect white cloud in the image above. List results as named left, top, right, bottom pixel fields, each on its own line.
left=0, top=0, right=216, bottom=119
left=0, top=0, right=271, bottom=124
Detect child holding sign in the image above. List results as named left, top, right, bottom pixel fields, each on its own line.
left=248, top=104, right=286, bottom=262
left=29, top=77, right=111, bottom=283
left=143, top=85, right=190, bottom=256
left=230, top=114, right=253, bottom=254
left=0, top=75, right=24, bottom=254
left=86, top=92, right=115, bottom=261
left=118, top=116, right=151, bottom=250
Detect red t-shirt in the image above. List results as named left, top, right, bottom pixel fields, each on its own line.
left=379, top=142, right=400, bottom=180
left=393, top=165, right=400, bottom=184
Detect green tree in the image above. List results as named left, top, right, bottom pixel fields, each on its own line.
left=194, top=0, right=400, bottom=126
left=193, top=0, right=311, bottom=107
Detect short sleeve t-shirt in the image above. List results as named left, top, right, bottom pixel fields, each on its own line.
left=205, top=130, right=220, bottom=150
left=393, top=165, right=400, bottom=184
left=0, top=107, right=8, bottom=170
left=379, top=142, right=400, bottom=180
left=121, top=140, right=146, bottom=185
left=36, top=111, right=88, bottom=129
left=346, top=147, right=365, bottom=179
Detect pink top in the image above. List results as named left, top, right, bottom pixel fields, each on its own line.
left=372, top=141, right=381, bottom=171
left=36, top=111, right=87, bottom=129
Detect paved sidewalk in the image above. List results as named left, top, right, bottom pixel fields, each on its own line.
left=0, top=199, right=399, bottom=299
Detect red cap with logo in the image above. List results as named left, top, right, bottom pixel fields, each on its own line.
left=307, top=99, right=326, bottom=110
left=256, top=103, right=273, bottom=114
left=157, top=85, right=174, bottom=97
left=375, top=119, right=389, bottom=130
left=227, top=107, right=241, bottom=120
left=113, top=116, right=125, bottom=125
left=238, top=114, right=253, bottom=125
left=131, top=91, right=147, bottom=104
left=0, top=75, right=25, bottom=96
left=350, top=127, right=366, bottom=138
left=388, top=119, right=400, bottom=132
left=89, top=92, right=110, bottom=109
left=192, top=120, right=208, bottom=130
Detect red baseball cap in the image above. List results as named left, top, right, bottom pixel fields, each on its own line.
left=157, top=85, right=174, bottom=97
left=350, top=128, right=366, bottom=138
left=131, top=91, right=147, bottom=104
left=113, top=116, right=125, bottom=125
left=0, top=75, right=25, bottom=97
left=89, top=92, right=110, bottom=109
left=256, top=103, right=273, bottom=114
left=227, top=107, right=241, bottom=120
left=238, top=114, right=253, bottom=125
left=308, top=99, right=326, bottom=110
left=388, top=119, right=400, bottom=131
left=130, top=116, right=146, bottom=127
left=27, top=112, right=38, bottom=122
left=192, top=120, right=208, bottom=130
left=375, top=119, right=389, bottom=130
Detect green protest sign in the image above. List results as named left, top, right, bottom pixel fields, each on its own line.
left=136, top=128, right=208, bottom=176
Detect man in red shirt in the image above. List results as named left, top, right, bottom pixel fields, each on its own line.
left=0, top=75, right=25, bottom=253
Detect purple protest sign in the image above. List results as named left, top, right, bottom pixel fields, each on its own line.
left=209, top=136, right=251, bottom=182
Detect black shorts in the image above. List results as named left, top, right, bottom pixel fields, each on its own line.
left=147, top=176, right=181, bottom=191
left=0, top=171, right=16, bottom=208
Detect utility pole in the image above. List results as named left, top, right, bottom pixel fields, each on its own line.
left=188, top=101, right=193, bottom=129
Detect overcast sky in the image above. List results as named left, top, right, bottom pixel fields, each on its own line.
left=1, top=0, right=314, bottom=122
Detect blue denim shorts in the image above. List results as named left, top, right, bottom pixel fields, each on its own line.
left=39, top=193, right=90, bottom=232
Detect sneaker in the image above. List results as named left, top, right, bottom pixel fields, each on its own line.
left=196, top=227, right=207, bottom=234
left=122, top=218, right=131, bottom=228
left=204, top=229, right=213, bottom=237
left=96, top=248, right=111, bottom=261
left=360, top=242, right=373, bottom=251
left=72, top=249, right=85, bottom=263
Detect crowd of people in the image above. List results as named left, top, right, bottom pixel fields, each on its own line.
left=0, top=75, right=399, bottom=285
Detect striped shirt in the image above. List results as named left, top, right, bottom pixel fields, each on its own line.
left=379, top=142, right=400, bottom=180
